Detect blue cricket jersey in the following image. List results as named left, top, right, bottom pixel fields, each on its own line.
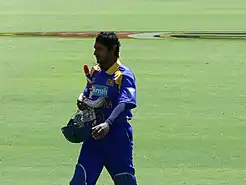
left=83, top=60, right=137, bottom=126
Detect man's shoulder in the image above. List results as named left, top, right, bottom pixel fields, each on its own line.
left=118, top=64, right=136, bottom=80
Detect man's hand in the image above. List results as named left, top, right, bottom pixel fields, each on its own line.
left=91, top=122, right=110, bottom=140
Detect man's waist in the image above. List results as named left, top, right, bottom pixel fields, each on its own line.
left=95, top=110, right=130, bottom=123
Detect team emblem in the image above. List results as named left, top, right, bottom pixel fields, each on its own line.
left=106, top=79, right=114, bottom=86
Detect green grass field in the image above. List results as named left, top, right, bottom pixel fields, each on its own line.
left=1, top=0, right=246, bottom=184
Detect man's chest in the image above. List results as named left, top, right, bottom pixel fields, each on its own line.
left=90, top=72, right=118, bottom=98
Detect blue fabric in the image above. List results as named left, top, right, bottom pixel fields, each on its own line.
left=82, top=62, right=137, bottom=125
left=70, top=122, right=136, bottom=185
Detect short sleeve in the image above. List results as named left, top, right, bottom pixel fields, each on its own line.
left=117, top=74, right=137, bottom=109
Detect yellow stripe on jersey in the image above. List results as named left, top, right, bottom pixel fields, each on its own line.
left=106, top=60, right=121, bottom=75
left=115, top=70, right=123, bottom=90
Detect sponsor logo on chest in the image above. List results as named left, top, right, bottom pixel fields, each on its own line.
left=91, top=85, right=108, bottom=97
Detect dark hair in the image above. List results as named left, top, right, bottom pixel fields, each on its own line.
left=95, top=32, right=121, bottom=58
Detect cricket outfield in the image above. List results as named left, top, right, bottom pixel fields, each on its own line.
left=0, top=0, right=246, bottom=184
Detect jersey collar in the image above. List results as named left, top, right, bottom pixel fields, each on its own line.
left=105, top=59, right=121, bottom=75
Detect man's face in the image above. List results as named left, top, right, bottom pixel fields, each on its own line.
left=93, top=42, right=109, bottom=65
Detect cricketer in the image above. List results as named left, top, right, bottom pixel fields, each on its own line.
left=69, top=32, right=138, bottom=185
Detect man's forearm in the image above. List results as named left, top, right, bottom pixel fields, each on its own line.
left=106, top=103, right=127, bottom=127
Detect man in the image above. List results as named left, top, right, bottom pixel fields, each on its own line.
left=70, top=32, right=138, bottom=185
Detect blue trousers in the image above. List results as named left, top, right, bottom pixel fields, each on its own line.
left=70, top=123, right=137, bottom=185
